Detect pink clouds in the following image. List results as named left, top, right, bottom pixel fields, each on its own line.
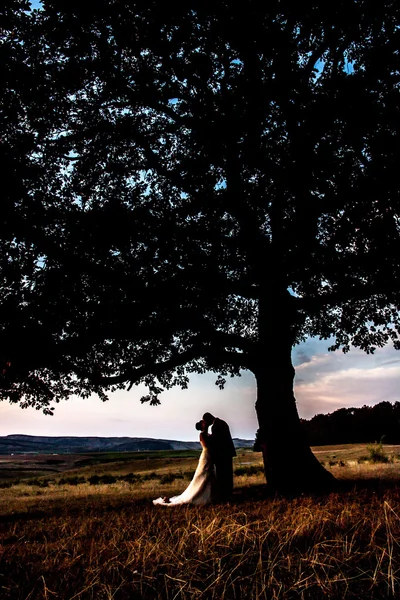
left=294, top=341, right=400, bottom=418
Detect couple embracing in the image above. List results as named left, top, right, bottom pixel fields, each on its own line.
left=153, top=412, right=236, bottom=506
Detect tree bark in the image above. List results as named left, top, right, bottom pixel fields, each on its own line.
left=254, top=362, right=335, bottom=493
left=252, top=291, right=336, bottom=493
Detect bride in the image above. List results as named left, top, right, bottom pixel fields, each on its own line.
left=153, top=419, right=216, bottom=506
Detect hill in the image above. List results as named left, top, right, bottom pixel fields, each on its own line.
left=0, top=434, right=254, bottom=454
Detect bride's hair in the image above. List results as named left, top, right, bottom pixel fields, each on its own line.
left=195, top=420, right=204, bottom=431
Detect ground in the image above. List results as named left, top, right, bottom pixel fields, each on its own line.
left=0, top=444, right=399, bottom=598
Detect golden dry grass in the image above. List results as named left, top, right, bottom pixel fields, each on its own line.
left=0, top=447, right=400, bottom=599
left=1, top=483, right=400, bottom=599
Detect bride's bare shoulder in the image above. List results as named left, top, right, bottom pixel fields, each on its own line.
left=199, top=432, right=211, bottom=448
left=199, top=432, right=206, bottom=444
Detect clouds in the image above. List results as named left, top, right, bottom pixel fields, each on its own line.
left=294, top=339, right=400, bottom=418
left=294, top=351, right=312, bottom=367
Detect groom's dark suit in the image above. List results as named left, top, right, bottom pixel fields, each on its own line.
left=210, top=417, right=236, bottom=502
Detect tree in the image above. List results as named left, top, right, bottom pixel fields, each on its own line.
left=301, top=401, right=400, bottom=445
left=1, top=1, right=400, bottom=491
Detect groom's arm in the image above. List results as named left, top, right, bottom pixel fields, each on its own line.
left=214, top=419, right=237, bottom=457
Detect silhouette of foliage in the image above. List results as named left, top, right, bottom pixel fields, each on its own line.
left=301, top=402, right=400, bottom=446
left=366, top=442, right=390, bottom=463
left=1, top=1, right=400, bottom=490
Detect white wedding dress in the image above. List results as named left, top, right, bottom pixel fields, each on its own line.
left=153, top=446, right=216, bottom=506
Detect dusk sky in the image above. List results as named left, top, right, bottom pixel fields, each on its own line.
left=0, top=337, right=399, bottom=441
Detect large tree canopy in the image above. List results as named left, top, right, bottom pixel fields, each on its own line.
left=1, top=0, right=400, bottom=490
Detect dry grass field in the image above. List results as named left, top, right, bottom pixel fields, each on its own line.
left=1, top=444, right=400, bottom=599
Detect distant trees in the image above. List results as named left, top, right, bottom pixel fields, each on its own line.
left=1, top=1, right=400, bottom=491
left=300, top=402, right=400, bottom=446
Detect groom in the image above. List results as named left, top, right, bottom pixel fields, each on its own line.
left=203, top=412, right=236, bottom=502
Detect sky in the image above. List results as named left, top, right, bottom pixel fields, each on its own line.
left=0, top=337, right=399, bottom=441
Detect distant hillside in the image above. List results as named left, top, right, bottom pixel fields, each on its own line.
left=0, top=434, right=254, bottom=454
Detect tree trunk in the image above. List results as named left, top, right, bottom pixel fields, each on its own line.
left=253, top=292, right=336, bottom=493
left=254, top=361, right=335, bottom=493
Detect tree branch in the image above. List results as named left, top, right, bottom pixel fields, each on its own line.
left=201, top=330, right=254, bottom=354
left=92, top=345, right=204, bottom=387
left=91, top=337, right=251, bottom=387
left=303, top=42, right=330, bottom=82
left=293, top=282, right=400, bottom=313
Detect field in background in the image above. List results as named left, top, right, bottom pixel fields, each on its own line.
left=1, top=443, right=400, bottom=487
left=1, top=444, right=400, bottom=598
